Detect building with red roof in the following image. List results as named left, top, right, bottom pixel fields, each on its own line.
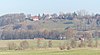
left=31, top=16, right=39, bottom=21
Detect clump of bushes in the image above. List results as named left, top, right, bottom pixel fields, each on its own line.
left=70, top=39, right=77, bottom=48
left=59, top=45, right=66, bottom=50
left=48, top=40, right=52, bottom=48
left=87, top=40, right=93, bottom=47
left=59, top=44, right=71, bottom=50
left=67, top=46, right=71, bottom=50
left=7, top=42, right=17, bottom=50
left=20, top=40, right=29, bottom=50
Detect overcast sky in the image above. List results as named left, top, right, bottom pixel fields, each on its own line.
left=0, top=0, right=99, bottom=15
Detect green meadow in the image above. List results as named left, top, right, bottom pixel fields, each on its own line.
left=0, top=40, right=99, bottom=55
left=0, top=48, right=100, bottom=55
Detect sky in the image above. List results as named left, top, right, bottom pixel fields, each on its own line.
left=0, top=0, right=99, bottom=15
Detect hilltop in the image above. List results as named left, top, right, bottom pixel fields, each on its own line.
left=0, top=12, right=99, bottom=40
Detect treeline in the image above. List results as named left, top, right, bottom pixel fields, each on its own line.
left=0, top=28, right=99, bottom=40
left=0, top=13, right=26, bottom=26
left=0, top=30, right=62, bottom=40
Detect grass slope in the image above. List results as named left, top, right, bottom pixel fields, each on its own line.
left=0, top=49, right=100, bottom=55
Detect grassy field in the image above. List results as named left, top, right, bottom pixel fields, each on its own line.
left=0, top=48, right=100, bottom=55
left=0, top=40, right=100, bottom=55
left=0, top=40, right=66, bottom=48
left=25, top=19, right=75, bottom=32
left=0, top=39, right=100, bottom=48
